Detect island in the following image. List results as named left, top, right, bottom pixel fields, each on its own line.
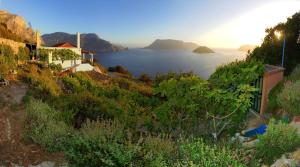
left=144, top=39, right=199, bottom=51
left=193, top=46, right=214, bottom=54
left=238, top=45, right=257, bottom=52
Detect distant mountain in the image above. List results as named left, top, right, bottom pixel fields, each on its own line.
left=144, top=39, right=199, bottom=50
left=193, top=46, right=214, bottom=54
left=238, top=45, right=257, bottom=52
left=42, top=32, right=127, bottom=53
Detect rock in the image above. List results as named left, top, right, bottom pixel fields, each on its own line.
left=289, top=121, right=300, bottom=136
left=271, top=155, right=295, bottom=167
left=291, top=148, right=300, bottom=161
left=0, top=10, right=41, bottom=44
left=29, top=161, right=55, bottom=167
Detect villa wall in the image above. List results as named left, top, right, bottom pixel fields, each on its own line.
left=40, top=46, right=82, bottom=69
left=52, top=60, right=82, bottom=69
left=260, top=65, right=284, bottom=114
left=0, top=37, right=26, bottom=54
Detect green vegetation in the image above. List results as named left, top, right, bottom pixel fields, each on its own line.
left=277, top=80, right=300, bottom=115
left=256, top=119, right=300, bottom=164
left=178, top=138, right=245, bottom=167
left=0, top=44, right=30, bottom=76
left=15, top=57, right=267, bottom=166
left=0, top=44, right=16, bottom=75
left=3, top=10, right=300, bottom=166
left=267, top=64, right=300, bottom=114
left=209, top=60, right=264, bottom=89
left=25, top=99, right=71, bottom=152
left=17, top=46, right=30, bottom=62
left=247, top=12, right=300, bottom=75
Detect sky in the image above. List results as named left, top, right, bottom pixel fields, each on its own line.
left=1, top=0, right=300, bottom=48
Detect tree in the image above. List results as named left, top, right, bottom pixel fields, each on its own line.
left=247, top=12, right=300, bottom=75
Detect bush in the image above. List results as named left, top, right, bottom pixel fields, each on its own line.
left=58, top=92, right=121, bottom=127
left=139, top=73, right=152, bottom=84
left=0, top=44, right=16, bottom=75
left=64, top=120, right=139, bottom=167
left=178, top=138, right=245, bottom=167
left=277, top=80, right=300, bottom=115
left=108, top=65, right=131, bottom=75
left=25, top=99, right=71, bottom=152
left=48, top=63, right=62, bottom=72
left=256, top=119, right=300, bottom=164
left=141, top=136, right=178, bottom=167
left=267, top=81, right=284, bottom=112
left=154, top=71, right=195, bottom=86
left=17, top=46, right=30, bottom=62
left=287, top=65, right=300, bottom=82
left=20, top=64, right=61, bottom=97
left=61, top=76, right=83, bottom=93
left=209, top=60, right=264, bottom=89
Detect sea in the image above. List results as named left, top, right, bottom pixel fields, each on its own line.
left=95, top=48, right=247, bottom=79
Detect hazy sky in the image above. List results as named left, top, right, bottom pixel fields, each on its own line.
left=2, top=0, right=300, bottom=48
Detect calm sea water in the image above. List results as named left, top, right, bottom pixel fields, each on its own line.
left=95, top=48, right=246, bottom=79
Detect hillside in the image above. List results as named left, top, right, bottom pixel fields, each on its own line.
left=0, top=10, right=41, bottom=43
left=144, top=39, right=199, bottom=50
left=42, top=32, right=127, bottom=53
left=193, top=46, right=214, bottom=54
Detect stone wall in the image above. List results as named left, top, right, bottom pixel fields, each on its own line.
left=0, top=38, right=26, bottom=54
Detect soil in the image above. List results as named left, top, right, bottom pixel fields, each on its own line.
left=0, top=81, right=65, bottom=167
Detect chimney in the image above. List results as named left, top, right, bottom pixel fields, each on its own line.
left=36, top=30, right=41, bottom=48
left=77, top=32, right=80, bottom=49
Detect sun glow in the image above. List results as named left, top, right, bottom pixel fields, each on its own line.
left=200, top=0, right=300, bottom=48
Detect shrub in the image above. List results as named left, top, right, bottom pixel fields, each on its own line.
left=17, top=46, right=30, bottom=62
left=108, top=65, right=131, bottom=75
left=277, top=80, right=300, bottom=115
left=287, top=65, right=300, bottom=82
left=64, top=120, right=139, bottom=167
left=141, top=136, right=178, bottom=166
left=139, top=73, right=152, bottom=84
left=20, top=64, right=61, bottom=97
left=256, top=119, right=300, bottom=164
left=154, top=75, right=256, bottom=135
left=25, top=99, right=71, bottom=152
left=61, top=76, right=83, bottom=93
left=209, top=60, right=264, bottom=89
left=48, top=63, right=62, bottom=72
left=154, top=71, right=195, bottom=86
left=0, top=44, right=16, bottom=75
left=267, top=80, right=284, bottom=112
left=178, top=138, right=245, bottom=167
left=58, top=92, right=122, bottom=127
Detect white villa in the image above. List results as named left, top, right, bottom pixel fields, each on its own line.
left=36, top=32, right=95, bottom=72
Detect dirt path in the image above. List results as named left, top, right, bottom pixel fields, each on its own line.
left=0, top=82, right=65, bottom=167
